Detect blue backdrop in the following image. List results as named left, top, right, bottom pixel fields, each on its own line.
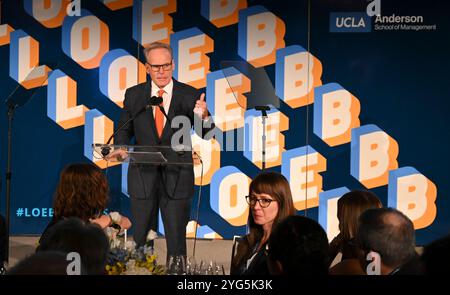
left=0, top=0, right=449, bottom=246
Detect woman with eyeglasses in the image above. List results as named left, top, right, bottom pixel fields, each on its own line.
left=230, top=171, right=296, bottom=275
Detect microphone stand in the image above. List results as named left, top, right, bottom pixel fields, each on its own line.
left=4, top=102, right=16, bottom=264
left=2, top=59, right=57, bottom=266
left=255, top=106, right=270, bottom=171
left=192, top=153, right=203, bottom=259
left=4, top=88, right=50, bottom=265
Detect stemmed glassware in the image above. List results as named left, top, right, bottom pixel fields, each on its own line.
left=167, top=255, right=186, bottom=275
left=169, top=256, right=226, bottom=275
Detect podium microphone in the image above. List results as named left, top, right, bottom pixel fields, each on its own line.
left=101, top=96, right=157, bottom=157
left=151, top=95, right=171, bottom=125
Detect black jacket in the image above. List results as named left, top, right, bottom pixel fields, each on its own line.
left=115, top=79, right=214, bottom=200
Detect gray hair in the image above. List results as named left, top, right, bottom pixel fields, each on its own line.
left=143, top=42, right=173, bottom=61
left=357, top=207, right=416, bottom=268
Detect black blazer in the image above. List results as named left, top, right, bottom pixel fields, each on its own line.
left=115, top=79, right=213, bottom=200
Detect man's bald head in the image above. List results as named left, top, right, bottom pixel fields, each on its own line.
left=357, top=208, right=416, bottom=268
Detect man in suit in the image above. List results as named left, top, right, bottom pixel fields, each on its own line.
left=109, top=42, right=213, bottom=258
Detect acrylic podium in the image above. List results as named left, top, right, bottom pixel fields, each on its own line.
left=92, top=144, right=194, bottom=166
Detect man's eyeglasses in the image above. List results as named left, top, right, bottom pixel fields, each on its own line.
left=245, top=195, right=276, bottom=208
left=148, top=62, right=172, bottom=72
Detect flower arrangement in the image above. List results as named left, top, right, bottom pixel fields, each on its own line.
left=105, top=227, right=165, bottom=275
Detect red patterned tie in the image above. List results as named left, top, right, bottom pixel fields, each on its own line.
left=155, top=89, right=165, bottom=138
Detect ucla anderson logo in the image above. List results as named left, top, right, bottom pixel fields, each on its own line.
left=329, top=12, right=372, bottom=33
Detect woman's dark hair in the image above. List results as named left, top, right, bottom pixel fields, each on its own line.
left=53, top=163, right=109, bottom=221
left=337, top=190, right=382, bottom=241
left=329, top=190, right=382, bottom=261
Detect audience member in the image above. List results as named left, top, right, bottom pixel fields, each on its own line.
left=421, top=233, right=450, bottom=274
left=7, top=251, right=81, bottom=275
left=230, top=172, right=296, bottom=275
left=329, top=190, right=382, bottom=274
left=40, top=163, right=131, bottom=244
left=356, top=208, right=422, bottom=275
left=38, top=217, right=109, bottom=275
left=267, top=215, right=330, bottom=275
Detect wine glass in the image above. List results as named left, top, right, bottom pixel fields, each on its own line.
left=167, top=255, right=175, bottom=275
left=186, top=256, right=196, bottom=275
left=214, top=264, right=225, bottom=275
left=204, top=260, right=214, bottom=275
left=176, top=255, right=187, bottom=275
left=167, top=255, right=186, bottom=275
left=194, top=260, right=204, bottom=275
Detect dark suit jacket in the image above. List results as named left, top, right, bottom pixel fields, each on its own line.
left=115, top=79, right=213, bottom=200
left=390, top=253, right=424, bottom=275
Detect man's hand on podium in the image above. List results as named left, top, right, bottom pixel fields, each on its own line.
left=105, top=149, right=129, bottom=162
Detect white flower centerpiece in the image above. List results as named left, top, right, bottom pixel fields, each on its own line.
left=104, top=220, right=164, bottom=275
